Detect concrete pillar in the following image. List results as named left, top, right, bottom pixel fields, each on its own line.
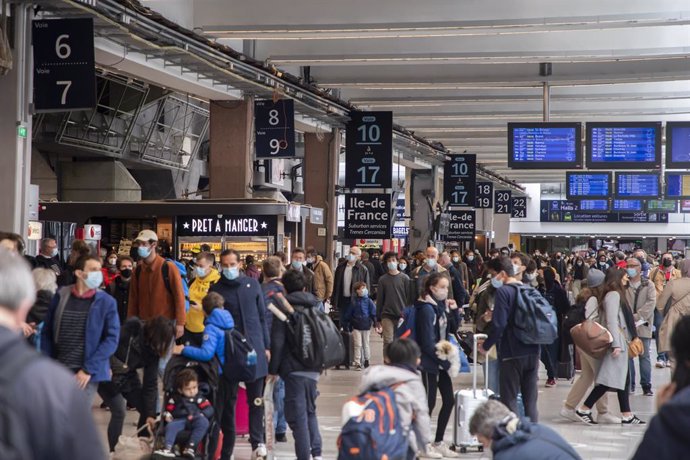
left=61, top=161, right=141, bottom=201
left=493, top=213, right=511, bottom=248
left=304, top=129, right=340, bottom=264
left=31, top=150, right=57, bottom=201
left=209, top=99, right=253, bottom=199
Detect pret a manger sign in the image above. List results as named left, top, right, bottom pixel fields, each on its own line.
left=176, top=215, right=277, bottom=237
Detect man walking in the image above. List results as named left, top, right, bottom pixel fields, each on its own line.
left=332, top=246, right=370, bottom=328
left=376, top=251, right=412, bottom=356
left=287, top=248, right=316, bottom=296
left=306, top=248, right=333, bottom=304
left=410, top=246, right=453, bottom=299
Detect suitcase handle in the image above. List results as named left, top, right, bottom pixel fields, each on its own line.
left=472, top=333, right=489, bottom=399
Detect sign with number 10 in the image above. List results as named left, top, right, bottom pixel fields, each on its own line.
left=443, top=154, right=477, bottom=207
left=345, top=111, right=393, bottom=189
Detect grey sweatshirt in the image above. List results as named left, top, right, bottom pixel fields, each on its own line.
left=376, top=272, right=412, bottom=321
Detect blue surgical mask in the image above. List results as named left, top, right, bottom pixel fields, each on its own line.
left=195, top=266, right=208, bottom=278
left=426, top=258, right=437, bottom=268
left=491, top=277, right=504, bottom=289
left=222, top=266, right=240, bottom=280
left=347, top=254, right=357, bottom=263
left=512, top=264, right=521, bottom=276
left=399, top=263, right=407, bottom=271
left=387, top=262, right=398, bottom=271
left=359, top=288, right=369, bottom=297
left=626, top=268, right=638, bottom=278
left=84, top=271, right=103, bottom=290
left=291, top=260, right=303, bottom=270
left=137, top=246, right=151, bottom=259
left=51, top=248, right=59, bottom=258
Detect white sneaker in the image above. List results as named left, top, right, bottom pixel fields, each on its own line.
left=597, top=413, right=622, bottom=424
left=251, top=444, right=267, bottom=459
left=418, top=444, right=443, bottom=458
left=154, top=448, right=175, bottom=458
left=559, top=407, right=580, bottom=422
left=656, top=360, right=666, bottom=368
left=431, top=441, right=460, bottom=458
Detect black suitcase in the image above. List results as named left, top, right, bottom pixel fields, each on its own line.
left=558, top=343, right=575, bottom=380
left=336, top=330, right=352, bottom=369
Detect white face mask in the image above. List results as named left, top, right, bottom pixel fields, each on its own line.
left=526, top=272, right=537, bottom=281
left=430, top=286, right=449, bottom=301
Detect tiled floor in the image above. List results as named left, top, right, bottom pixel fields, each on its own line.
left=96, top=334, right=670, bottom=459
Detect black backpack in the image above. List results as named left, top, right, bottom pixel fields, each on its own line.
left=0, top=338, right=39, bottom=459
left=288, top=306, right=345, bottom=370
left=562, top=302, right=586, bottom=344
left=222, top=329, right=257, bottom=382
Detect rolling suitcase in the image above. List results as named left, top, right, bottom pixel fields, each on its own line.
left=452, top=333, right=492, bottom=454
left=336, top=330, right=352, bottom=369
left=235, top=384, right=250, bottom=436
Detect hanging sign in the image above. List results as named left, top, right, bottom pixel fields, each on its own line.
left=495, top=190, right=512, bottom=214
left=445, top=210, right=476, bottom=241
left=344, top=193, right=391, bottom=239
left=476, top=182, right=494, bottom=208
left=443, top=154, right=476, bottom=207
left=255, top=99, right=296, bottom=158
left=511, top=196, right=527, bottom=218
left=345, top=111, right=393, bottom=189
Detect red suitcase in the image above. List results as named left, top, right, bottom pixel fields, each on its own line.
left=235, top=384, right=250, bottom=436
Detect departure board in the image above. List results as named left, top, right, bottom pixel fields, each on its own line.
left=647, top=200, right=678, bottom=213
left=615, top=172, right=660, bottom=199
left=507, top=123, right=582, bottom=169
left=681, top=200, right=690, bottom=213
left=586, top=122, right=661, bottom=169
left=565, top=172, right=611, bottom=199
left=666, top=172, right=690, bottom=199
left=579, top=200, right=609, bottom=212
left=613, top=200, right=643, bottom=212
left=666, top=122, right=690, bottom=168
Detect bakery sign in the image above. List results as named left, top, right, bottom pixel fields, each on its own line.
left=176, top=215, right=278, bottom=237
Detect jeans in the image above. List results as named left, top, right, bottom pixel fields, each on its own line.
left=273, top=377, right=287, bottom=435
left=654, top=310, right=668, bottom=362
left=540, top=338, right=559, bottom=380
left=499, top=355, right=539, bottom=422
left=83, top=381, right=99, bottom=407
left=164, top=416, right=210, bottom=449
left=421, top=370, right=454, bottom=443
left=284, top=374, right=322, bottom=460
left=629, top=337, right=652, bottom=390
left=99, top=380, right=146, bottom=452
left=381, top=317, right=396, bottom=358
left=480, top=358, right=501, bottom=395
left=352, top=329, right=371, bottom=366
left=209, top=377, right=266, bottom=460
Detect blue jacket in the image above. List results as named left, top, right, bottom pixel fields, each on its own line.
left=415, top=297, right=461, bottom=374
left=492, top=417, right=581, bottom=460
left=633, top=386, right=690, bottom=460
left=345, top=295, right=377, bottom=331
left=210, top=275, right=270, bottom=379
left=41, top=286, right=120, bottom=383
left=181, top=308, right=235, bottom=373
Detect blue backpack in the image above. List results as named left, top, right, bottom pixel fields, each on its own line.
left=510, top=283, right=558, bottom=345
left=394, top=305, right=417, bottom=340
left=337, top=386, right=408, bottom=460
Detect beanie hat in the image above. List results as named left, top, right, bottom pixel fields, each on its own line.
left=587, top=268, right=605, bottom=288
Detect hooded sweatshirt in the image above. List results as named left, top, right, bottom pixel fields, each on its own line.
left=491, top=417, right=581, bottom=460
left=633, top=386, right=690, bottom=460
left=187, top=268, right=221, bottom=333
left=358, top=364, right=432, bottom=453
left=181, top=308, right=235, bottom=374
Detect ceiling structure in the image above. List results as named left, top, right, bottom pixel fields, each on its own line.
left=177, top=0, right=690, bottom=184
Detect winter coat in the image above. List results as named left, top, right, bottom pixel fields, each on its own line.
left=492, top=417, right=581, bottom=460
left=27, top=289, right=54, bottom=325
left=445, top=264, right=468, bottom=305
left=41, top=286, right=120, bottom=383
left=656, top=278, right=690, bottom=353
left=107, top=276, right=131, bottom=324
left=128, top=255, right=186, bottom=326
left=244, top=264, right=261, bottom=280
left=181, top=308, right=235, bottom=374
left=633, top=386, right=690, bottom=460
left=332, top=262, right=371, bottom=309
left=344, top=295, right=377, bottom=331
left=410, top=264, right=454, bottom=301
left=650, top=266, right=682, bottom=298
left=625, top=279, right=656, bottom=339
left=209, top=275, right=270, bottom=379
left=311, top=256, right=334, bottom=302
left=415, top=295, right=461, bottom=374
left=186, top=269, right=220, bottom=333
left=359, top=364, right=432, bottom=453
left=165, top=392, right=214, bottom=420
left=595, top=291, right=631, bottom=390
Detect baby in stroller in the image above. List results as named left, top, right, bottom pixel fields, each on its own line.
left=155, top=368, right=214, bottom=458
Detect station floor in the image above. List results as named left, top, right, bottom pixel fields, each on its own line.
left=94, top=333, right=668, bottom=460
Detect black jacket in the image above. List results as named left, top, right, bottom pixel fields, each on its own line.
left=445, top=264, right=468, bottom=305
left=269, top=291, right=323, bottom=377
left=108, top=276, right=131, bottom=324
left=27, top=290, right=53, bottom=325
left=415, top=297, right=461, bottom=374
left=165, top=393, right=214, bottom=420
left=332, top=262, right=371, bottom=309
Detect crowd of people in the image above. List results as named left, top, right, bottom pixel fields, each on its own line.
left=2, top=226, right=690, bottom=459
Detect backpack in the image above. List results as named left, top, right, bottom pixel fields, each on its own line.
left=394, top=305, right=417, bottom=340
left=562, top=302, right=586, bottom=344
left=136, top=259, right=190, bottom=312
left=509, top=283, right=558, bottom=346
left=288, top=306, right=345, bottom=370
left=222, top=329, right=257, bottom=382
left=337, top=386, right=408, bottom=460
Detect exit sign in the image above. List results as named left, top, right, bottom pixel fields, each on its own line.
left=17, top=125, right=27, bottom=138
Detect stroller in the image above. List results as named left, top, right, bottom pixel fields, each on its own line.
left=152, top=355, right=220, bottom=459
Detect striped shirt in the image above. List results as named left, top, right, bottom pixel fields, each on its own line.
left=56, top=295, right=94, bottom=371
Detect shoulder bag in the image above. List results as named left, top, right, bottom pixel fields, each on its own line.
left=569, top=305, right=613, bottom=360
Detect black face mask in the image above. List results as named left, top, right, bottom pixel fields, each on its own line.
left=663, top=259, right=673, bottom=268
left=120, top=268, right=132, bottom=279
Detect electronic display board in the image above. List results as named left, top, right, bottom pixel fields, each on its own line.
left=681, top=200, right=690, bottom=213
left=615, top=172, right=660, bottom=199
left=612, top=200, right=643, bottom=212
left=665, top=172, right=690, bottom=199
left=541, top=200, right=667, bottom=223
left=586, top=122, right=661, bottom=169
left=666, top=122, right=690, bottom=168
left=565, top=172, right=611, bottom=200
left=646, top=200, right=678, bottom=213
left=507, top=122, right=582, bottom=169
left=579, top=200, right=609, bottom=212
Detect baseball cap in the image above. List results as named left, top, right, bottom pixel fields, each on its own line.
left=587, top=268, right=605, bottom=288
left=135, top=229, right=158, bottom=242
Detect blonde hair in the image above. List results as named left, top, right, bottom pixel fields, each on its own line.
left=32, top=268, right=57, bottom=294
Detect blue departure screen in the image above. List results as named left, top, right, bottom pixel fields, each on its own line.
left=616, top=174, right=660, bottom=198
left=613, top=200, right=642, bottom=212
left=666, top=173, right=690, bottom=198
left=567, top=173, right=610, bottom=198
left=589, top=126, right=657, bottom=163
left=669, top=126, right=690, bottom=164
left=511, top=127, right=577, bottom=163
left=579, top=200, right=609, bottom=211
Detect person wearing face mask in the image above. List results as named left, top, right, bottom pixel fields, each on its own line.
left=538, top=268, right=570, bottom=388
left=184, top=252, right=221, bottom=346
left=376, top=252, right=412, bottom=356
left=127, top=230, right=187, bottom=340
left=450, top=250, right=469, bottom=292
left=244, top=255, right=261, bottom=280
left=523, top=260, right=539, bottom=288
left=344, top=282, right=378, bottom=370
left=440, top=252, right=469, bottom=307
left=100, top=251, right=119, bottom=288
left=58, top=239, right=91, bottom=286
left=33, top=237, right=63, bottom=277
left=332, top=246, right=371, bottom=331
left=571, top=256, right=589, bottom=299
left=550, top=252, right=568, bottom=286
left=41, top=255, right=120, bottom=406
left=650, top=252, right=681, bottom=368
left=287, top=248, right=316, bottom=296
left=398, top=256, right=411, bottom=275
left=625, top=257, right=656, bottom=396
left=463, top=249, right=480, bottom=290
left=306, top=248, right=333, bottom=304
left=107, top=256, right=134, bottom=324
left=414, top=273, right=462, bottom=458
left=411, top=246, right=454, bottom=301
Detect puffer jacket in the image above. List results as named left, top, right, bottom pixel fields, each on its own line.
left=344, top=295, right=376, bottom=331
left=656, top=278, right=690, bottom=353
left=491, top=416, right=581, bottom=460
left=359, top=364, right=432, bottom=453
left=181, top=308, right=235, bottom=374
left=186, top=269, right=221, bottom=333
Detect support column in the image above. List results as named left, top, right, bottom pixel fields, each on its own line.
left=0, top=5, right=33, bottom=234
left=493, top=213, right=511, bottom=248
left=209, top=99, right=253, bottom=199
left=304, top=129, right=340, bottom=264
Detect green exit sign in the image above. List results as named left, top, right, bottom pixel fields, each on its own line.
left=17, top=125, right=27, bottom=138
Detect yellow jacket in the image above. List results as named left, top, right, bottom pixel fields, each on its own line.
left=186, top=268, right=221, bottom=333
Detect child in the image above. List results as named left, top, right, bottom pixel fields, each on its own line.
left=155, top=369, right=214, bottom=458
left=344, top=281, right=379, bottom=370
left=358, top=339, right=440, bottom=459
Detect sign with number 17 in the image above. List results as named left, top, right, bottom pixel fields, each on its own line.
left=345, top=111, right=393, bottom=189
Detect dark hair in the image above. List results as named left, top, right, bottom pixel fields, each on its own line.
left=220, top=249, right=240, bottom=261
left=386, top=339, right=420, bottom=367
left=197, top=252, right=215, bottom=265
left=175, top=368, right=198, bottom=391
left=202, top=291, right=225, bottom=316
left=382, top=251, right=398, bottom=265
left=292, top=247, right=306, bottom=256
left=422, top=272, right=447, bottom=297
left=543, top=265, right=557, bottom=290
left=511, top=252, right=530, bottom=269
left=143, top=316, right=175, bottom=358
left=117, top=255, right=134, bottom=269
left=282, top=269, right=306, bottom=294
left=599, top=267, right=627, bottom=307
left=262, top=256, right=283, bottom=279
left=75, top=255, right=101, bottom=271
left=525, top=259, right=537, bottom=273
left=352, top=281, right=367, bottom=292
left=671, top=316, right=690, bottom=394
left=245, top=255, right=255, bottom=265
left=486, top=256, right=512, bottom=276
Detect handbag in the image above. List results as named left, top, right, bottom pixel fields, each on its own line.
left=628, top=337, right=644, bottom=359
left=570, top=319, right=613, bottom=359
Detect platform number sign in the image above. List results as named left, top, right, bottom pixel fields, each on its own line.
left=345, top=111, right=393, bottom=189
left=511, top=197, right=527, bottom=218
left=443, top=154, right=476, bottom=207
left=476, top=182, right=493, bottom=209
left=255, top=99, right=296, bottom=158
left=33, top=18, right=96, bottom=112
left=495, top=190, right=512, bottom=214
